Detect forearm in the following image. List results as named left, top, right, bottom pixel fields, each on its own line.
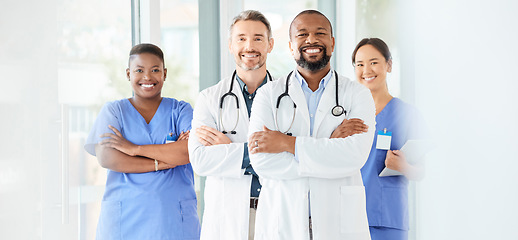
left=296, top=134, right=374, bottom=178
left=95, top=145, right=170, bottom=173
left=135, top=140, right=190, bottom=166
left=189, top=140, right=245, bottom=177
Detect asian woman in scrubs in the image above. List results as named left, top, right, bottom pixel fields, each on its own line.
left=352, top=38, right=427, bottom=240
left=84, top=43, right=200, bottom=240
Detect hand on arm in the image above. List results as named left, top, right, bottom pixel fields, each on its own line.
left=195, top=125, right=231, bottom=146
left=330, top=118, right=368, bottom=138
left=95, top=144, right=174, bottom=173
left=248, top=126, right=296, bottom=154
left=385, top=150, right=424, bottom=181
left=100, top=125, right=190, bottom=167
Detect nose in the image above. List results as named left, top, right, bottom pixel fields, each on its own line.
left=363, top=64, right=371, bottom=75
left=244, top=38, right=254, bottom=51
left=305, top=33, right=318, bottom=44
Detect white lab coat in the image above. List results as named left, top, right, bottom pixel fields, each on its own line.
left=248, top=71, right=376, bottom=240
left=189, top=76, right=267, bottom=240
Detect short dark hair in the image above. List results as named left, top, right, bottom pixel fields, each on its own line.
left=230, top=10, right=272, bottom=39
left=351, top=38, right=392, bottom=66
left=128, top=43, right=165, bottom=67
left=289, top=10, right=333, bottom=39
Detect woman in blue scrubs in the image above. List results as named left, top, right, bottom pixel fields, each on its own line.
left=84, top=43, right=200, bottom=240
left=352, top=38, right=427, bottom=240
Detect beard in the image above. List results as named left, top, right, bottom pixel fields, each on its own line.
left=295, top=46, right=331, bottom=72
left=236, top=52, right=265, bottom=71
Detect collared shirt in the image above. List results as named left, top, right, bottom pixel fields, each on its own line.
left=294, top=69, right=334, bottom=136
left=236, top=73, right=268, bottom=198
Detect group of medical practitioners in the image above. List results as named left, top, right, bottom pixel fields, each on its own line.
left=85, top=8, right=427, bottom=240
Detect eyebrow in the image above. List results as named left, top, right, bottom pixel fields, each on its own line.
left=135, top=65, right=160, bottom=68
left=356, top=58, right=380, bottom=63
left=297, top=27, right=329, bottom=32
left=236, top=33, right=265, bottom=37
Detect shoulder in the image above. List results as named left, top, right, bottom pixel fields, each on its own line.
left=390, top=98, right=419, bottom=115
left=98, top=99, right=128, bottom=116
left=200, top=77, right=232, bottom=96
left=337, top=74, right=371, bottom=100
left=162, top=97, right=192, bottom=110
left=338, top=74, right=368, bottom=92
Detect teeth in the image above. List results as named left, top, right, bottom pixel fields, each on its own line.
left=364, top=77, right=375, bottom=81
left=305, top=48, right=320, bottom=53
left=243, top=54, right=258, bottom=58
left=141, top=84, right=154, bottom=88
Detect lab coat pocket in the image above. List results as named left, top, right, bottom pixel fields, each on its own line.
left=180, top=199, right=201, bottom=239
left=96, top=200, right=121, bottom=240
left=339, top=186, right=368, bottom=234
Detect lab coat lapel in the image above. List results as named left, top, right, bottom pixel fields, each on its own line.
left=231, top=77, right=250, bottom=123
left=313, top=73, right=338, bottom=136
left=287, top=74, right=310, bottom=134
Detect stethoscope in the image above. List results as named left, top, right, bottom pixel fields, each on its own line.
left=219, top=70, right=273, bottom=134
left=275, top=70, right=345, bottom=136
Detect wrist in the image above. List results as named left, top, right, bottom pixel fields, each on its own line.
left=285, top=135, right=296, bottom=154
left=133, top=145, right=142, bottom=156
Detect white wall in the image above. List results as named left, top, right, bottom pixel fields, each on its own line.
left=411, top=0, right=518, bottom=239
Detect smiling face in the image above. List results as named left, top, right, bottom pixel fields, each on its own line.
left=289, top=13, right=335, bottom=72
left=229, top=20, right=274, bottom=71
left=354, top=44, right=392, bottom=92
left=126, top=52, right=167, bottom=100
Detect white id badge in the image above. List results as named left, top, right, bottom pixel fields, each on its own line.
left=376, top=129, right=392, bottom=150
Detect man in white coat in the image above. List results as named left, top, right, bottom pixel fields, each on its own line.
left=188, top=10, right=274, bottom=240
left=248, top=10, right=375, bottom=240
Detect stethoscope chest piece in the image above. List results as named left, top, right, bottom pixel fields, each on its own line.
left=332, top=105, right=345, bottom=117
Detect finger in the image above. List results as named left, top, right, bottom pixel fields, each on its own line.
left=100, top=133, right=118, bottom=139
left=263, top=125, right=271, bottom=131
left=196, top=129, right=214, bottom=141
left=348, top=118, right=364, bottom=123
left=198, top=137, right=212, bottom=146
left=108, top=125, right=123, bottom=137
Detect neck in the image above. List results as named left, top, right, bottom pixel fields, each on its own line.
left=370, top=88, right=393, bottom=115
left=130, top=95, right=162, bottom=109
left=236, top=65, right=267, bottom=94
left=296, top=65, right=331, bottom=91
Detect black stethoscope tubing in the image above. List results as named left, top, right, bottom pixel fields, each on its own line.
left=219, top=70, right=273, bottom=134
left=275, top=70, right=345, bottom=135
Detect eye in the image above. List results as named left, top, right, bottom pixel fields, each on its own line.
left=297, top=33, right=308, bottom=37
left=316, top=32, right=326, bottom=35
left=356, top=63, right=364, bottom=67
left=152, top=69, right=160, bottom=73
left=255, top=37, right=263, bottom=41
left=371, top=62, right=378, bottom=65
left=238, top=37, right=245, bottom=41
left=135, top=69, right=143, bottom=73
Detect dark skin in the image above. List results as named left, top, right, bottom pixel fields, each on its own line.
left=249, top=13, right=368, bottom=154
left=95, top=53, right=190, bottom=173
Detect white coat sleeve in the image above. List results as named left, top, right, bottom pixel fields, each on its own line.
left=188, top=90, right=246, bottom=178
left=248, top=84, right=301, bottom=180
left=297, top=85, right=376, bottom=178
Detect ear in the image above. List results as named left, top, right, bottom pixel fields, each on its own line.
left=267, top=37, right=274, bottom=53
left=331, top=36, right=335, bottom=53
left=387, top=59, right=393, bottom=73
left=126, top=68, right=130, bottom=81
left=289, top=41, right=294, bottom=56
left=163, top=68, right=167, bottom=81
left=228, top=38, right=232, bottom=52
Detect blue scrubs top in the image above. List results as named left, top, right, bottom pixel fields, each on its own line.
left=360, top=98, right=427, bottom=231
left=85, top=98, right=200, bottom=240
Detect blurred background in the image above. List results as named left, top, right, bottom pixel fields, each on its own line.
left=0, top=0, right=517, bottom=239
